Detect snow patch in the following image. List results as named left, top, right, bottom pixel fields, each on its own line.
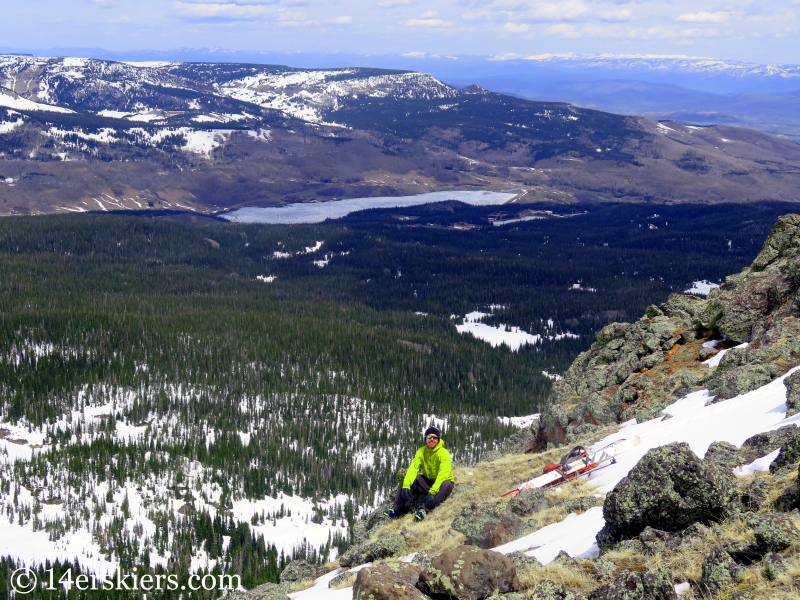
left=0, top=93, right=74, bottom=113
left=703, top=342, right=748, bottom=368
left=497, top=414, right=540, bottom=429
left=684, top=280, right=719, bottom=296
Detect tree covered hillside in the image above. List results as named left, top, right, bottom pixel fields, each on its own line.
left=0, top=201, right=794, bottom=592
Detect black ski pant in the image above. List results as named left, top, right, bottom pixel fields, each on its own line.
left=393, top=474, right=454, bottom=514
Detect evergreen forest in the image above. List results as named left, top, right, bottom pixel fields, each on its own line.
left=0, top=200, right=795, bottom=597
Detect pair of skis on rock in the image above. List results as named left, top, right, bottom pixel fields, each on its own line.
left=501, top=436, right=641, bottom=498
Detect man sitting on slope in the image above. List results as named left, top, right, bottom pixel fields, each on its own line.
left=384, top=426, right=455, bottom=521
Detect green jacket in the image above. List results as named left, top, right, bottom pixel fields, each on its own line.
left=402, top=439, right=455, bottom=495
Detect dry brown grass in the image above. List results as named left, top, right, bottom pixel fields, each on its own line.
left=286, top=578, right=317, bottom=593
left=367, top=423, right=620, bottom=558
left=328, top=571, right=358, bottom=590
left=517, top=562, right=597, bottom=595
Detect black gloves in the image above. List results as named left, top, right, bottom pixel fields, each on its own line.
left=400, top=488, right=413, bottom=504
left=424, top=494, right=436, bottom=511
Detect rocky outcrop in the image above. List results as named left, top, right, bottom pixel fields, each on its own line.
left=353, top=562, right=429, bottom=600
left=785, top=370, right=800, bottom=417
left=702, top=214, right=800, bottom=344
left=509, top=487, right=548, bottom=516
left=451, top=502, right=529, bottom=549
left=231, top=582, right=293, bottom=600
left=700, top=546, right=745, bottom=596
left=706, top=350, right=782, bottom=399
left=588, top=566, right=676, bottom=600
left=749, top=513, right=800, bottom=554
left=506, top=551, right=542, bottom=573
left=596, top=443, right=738, bottom=549
left=531, top=214, right=800, bottom=449
left=278, top=560, right=321, bottom=584
left=768, top=430, right=800, bottom=472
left=704, top=441, right=745, bottom=471
left=339, top=533, right=407, bottom=567
left=417, top=545, right=519, bottom=600
left=739, top=425, right=798, bottom=463
left=533, top=294, right=709, bottom=448
left=761, top=552, right=788, bottom=581
left=531, top=580, right=585, bottom=600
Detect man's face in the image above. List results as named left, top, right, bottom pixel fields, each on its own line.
left=426, top=434, right=439, bottom=448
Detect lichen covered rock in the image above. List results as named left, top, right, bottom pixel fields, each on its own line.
left=232, top=581, right=293, bottom=600
left=531, top=580, right=585, bottom=600
left=451, top=502, right=526, bottom=549
left=704, top=441, right=745, bottom=471
left=761, top=552, right=788, bottom=581
left=785, top=370, right=800, bottom=417
left=505, top=551, right=542, bottom=573
left=561, top=495, right=602, bottom=514
left=353, top=562, right=428, bottom=600
left=588, top=566, right=676, bottom=600
left=741, top=477, right=769, bottom=511
left=339, top=533, right=407, bottom=567
left=707, top=347, right=785, bottom=400
left=596, top=443, right=737, bottom=548
left=417, top=545, right=519, bottom=600
left=279, top=559, right=320, bottom=584
left=749, top=513, right=800, bottom=553
left=700, top=546, right=745, bottom=596
left=768, top=430, right=800, bottom=472
left=739, top=424, right=798, bottom=463
left=509, top=487, right=547, bottom=516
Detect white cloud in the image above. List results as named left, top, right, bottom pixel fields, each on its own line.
left=377, top=0, right=413, bottom=6
left=531, top=0, right=587, bottom=21
left=325, top=16, right=352, bottom=24
left=626, top=26, right=678, bottom=40
left=503, top=22, right=529, bottom=33
left=173, top=1, right=271, bottom=20
left=545, top=23, right=580, bottom=38
left=599, top=8, right=633, bottom=22
left=405, top=12, right=452, bottom=27
left=580, top=24, right=625, bottom=38
left=462, top=10, right=504, bottom=21
left=677, top=11, right=731, bottom=23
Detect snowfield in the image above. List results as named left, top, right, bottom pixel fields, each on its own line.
left=289, top=365, right=800, bottom=599
left=684, top=280, right=720, bottom=296
left=456, top=312, right=543, bottom=352
left=455, top=310, right=578, bottom=352
left=0, top=92, right=74, bottom=113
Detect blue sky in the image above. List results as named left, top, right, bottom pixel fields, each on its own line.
left=3, top=1, right=799, bottom=64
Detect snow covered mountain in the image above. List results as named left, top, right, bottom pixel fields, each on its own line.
left=2, top=53, right=800, bottom=219
left=489, top=53, right=800, bottom=81
left=0, top=55, right=454, bottom=126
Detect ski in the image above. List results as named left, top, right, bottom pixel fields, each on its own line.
left=501, top=436, right=641, bottom=497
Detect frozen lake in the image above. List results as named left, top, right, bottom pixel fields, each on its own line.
left=220, top=190, right=518, bottom=224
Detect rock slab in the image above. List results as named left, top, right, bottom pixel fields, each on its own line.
left=417, top=545, right=519, bottom=600
left=596, top=443, right=737, bottom=548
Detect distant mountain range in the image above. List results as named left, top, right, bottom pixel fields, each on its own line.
left=3, top=48, right=799, bottom=141
left=2, top=54, right=800, bottom=217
